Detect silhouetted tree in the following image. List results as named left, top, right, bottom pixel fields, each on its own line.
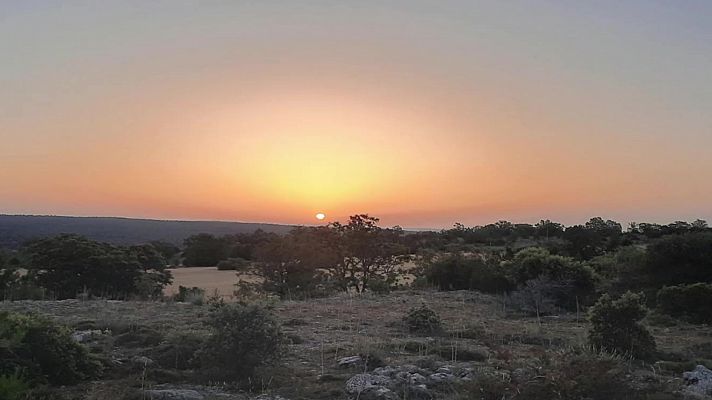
left=0, top=250, right=22, bottom=300
left=645, top=232, right=712, bottom=287
left=535, top=220, right=565, bottom=239
left=329, top=214, right=409, bottom=293
left=182, top=234, right=229, bottom=266
left=254, top=226, right=338, bottom=298
left=23, top=234, right=170, bottom=299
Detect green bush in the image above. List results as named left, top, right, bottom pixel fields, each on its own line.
left=199, top=303, right=283, bottom=380
left=216, top=257, right=250, bottom=271
left=454, top=350, right=647, bottom=400
left=645, top=232, right=712, bottom=287
left=656, top=283, right=712, bottom=324
left=517, top=351, right=635, bottom=399
left=403, top=305, right=442, bottom=334
left=425, top=254, right=511, bottom=293
left=367, top=277, right=393, bottom=295
left=152, top=331, right=205, bottom=370
left=503, top=247, right=598, bottom=309
left=0, top=312, right=100, bottom=386
left=172, top=286, right=205, bottom=305
left=0, top=372, right=29, bottom=400
left=588, top=292, right=656, bottom=359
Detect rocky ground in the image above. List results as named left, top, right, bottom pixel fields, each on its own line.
left=2, top=290, right=712, bottom=399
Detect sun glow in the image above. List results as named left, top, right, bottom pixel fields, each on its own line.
left=315, top=212, right=326, bottom=220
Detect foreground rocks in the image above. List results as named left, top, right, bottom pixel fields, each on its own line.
left=143, top=385, right=287, bottom=400
left=345, top=363, right=475, bottom=399
left=684, top=365, right=712, bottom=398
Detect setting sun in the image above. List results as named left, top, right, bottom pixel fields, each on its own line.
left=315, top=213, right=326, bottom=221
left=1, top=1, right=711, bottom=228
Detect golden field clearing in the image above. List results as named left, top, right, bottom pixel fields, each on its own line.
left=164, top=267, right=259, bottom=299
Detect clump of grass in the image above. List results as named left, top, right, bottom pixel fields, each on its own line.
left=404, top=304, right=442, bottom=335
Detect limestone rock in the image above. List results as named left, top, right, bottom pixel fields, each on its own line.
left=683, top=365, right=712, bottom=398
left=338, top=355, right=364, bottom=368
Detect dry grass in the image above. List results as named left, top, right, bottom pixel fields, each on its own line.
left=1, top=289, right=707, bottom=399
left=164, top=267, right=260, bottom=300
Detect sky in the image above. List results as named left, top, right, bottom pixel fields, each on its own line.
left=1, top=1, right=711, bottom=228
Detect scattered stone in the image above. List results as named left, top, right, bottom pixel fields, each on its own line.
left=683, top=365, right=712, bottom=397
left=436, top=366, right=452, bottom=373
left=345, top=373, right=392, bottom=394
left=71, top=329, right=103, bottom=343
left=427, top=372, right=455, bottom=385
left=145, top=389, right=204, bottom=400
left=338, top=355, right=364, bottom=368
left=346, top=363, right=474, bottom=399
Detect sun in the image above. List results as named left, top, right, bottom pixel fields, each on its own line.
left=315, top=212, right=326, bottom=220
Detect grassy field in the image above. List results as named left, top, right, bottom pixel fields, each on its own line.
left=165, top=261, right=420, bottom=300
left=165, top=267, right=260, bottom=299
left=1, top=289, right=709, bottom=399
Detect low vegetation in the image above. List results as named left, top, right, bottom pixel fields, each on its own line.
left=588, top=292, right=657, bottom=359
left=0, top=311, right=100, bottom=387
left=199, top=303, right=283, bottom=381
left=0, top=215, right=711, bottom=398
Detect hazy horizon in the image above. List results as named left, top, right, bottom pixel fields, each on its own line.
left=1, top=212, right=706, bottom=232
left=3, top=1, right=711, bottom=228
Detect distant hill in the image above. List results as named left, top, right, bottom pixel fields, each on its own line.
left=0, top=215, right=294, bottom=248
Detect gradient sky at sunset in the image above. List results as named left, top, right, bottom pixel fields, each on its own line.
left=2, top=1, right=711, bottom=228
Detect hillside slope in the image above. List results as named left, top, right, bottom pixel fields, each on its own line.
left=0, top=214, right=294, bottom=248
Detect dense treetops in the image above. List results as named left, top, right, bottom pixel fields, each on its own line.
left=1, top=215, right=710, bottom=305
left=2, top=234, right=172, bottom=300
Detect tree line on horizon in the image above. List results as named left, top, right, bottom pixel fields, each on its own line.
left=0, top=215, right=710, bottom=317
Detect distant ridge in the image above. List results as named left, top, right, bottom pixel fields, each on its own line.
left=0, top=214, right=295, bottom=248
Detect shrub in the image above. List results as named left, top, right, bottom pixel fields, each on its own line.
left=0, top=372, right=29, bottom=400
left=216, top=257, right=250, bottom=271
left=172, top=286, right=205, bottom=304
left=152, top=331, right=205, bottom=370
left=403, top=305, right=442, bottom=334
left=0, top=312, right=100, bottom=386
left=200, top=303, right=283, bottom=380
left=656, top=283, right=712, bottom=324
left=425, top=254, right=511, bottom=293
left=518, top=351, right=634, bottom=399
left=588, top=292, right=656, bottom=359
left=113, top=326, right=163, bottom=348
left=645, top=232, right=712, bottom=287
left=454, top=350, right=643, bottom=400
left=367, top=277, right=393, bottom=295
left=503, top=247, right=598, bottom=309
left=508, top=276, right=562, bottom=318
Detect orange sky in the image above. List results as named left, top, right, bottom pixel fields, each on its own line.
left=2, top=2, right=711, bottom=227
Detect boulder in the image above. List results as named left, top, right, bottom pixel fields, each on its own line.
left=683, top=365, right=712, bottom=397
left=345, top=373, right=392, bottom=394
left=338, top=355, right=364, bottom=368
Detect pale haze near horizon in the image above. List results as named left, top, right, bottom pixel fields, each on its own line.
left=1, top=1, right=711, bottom=228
